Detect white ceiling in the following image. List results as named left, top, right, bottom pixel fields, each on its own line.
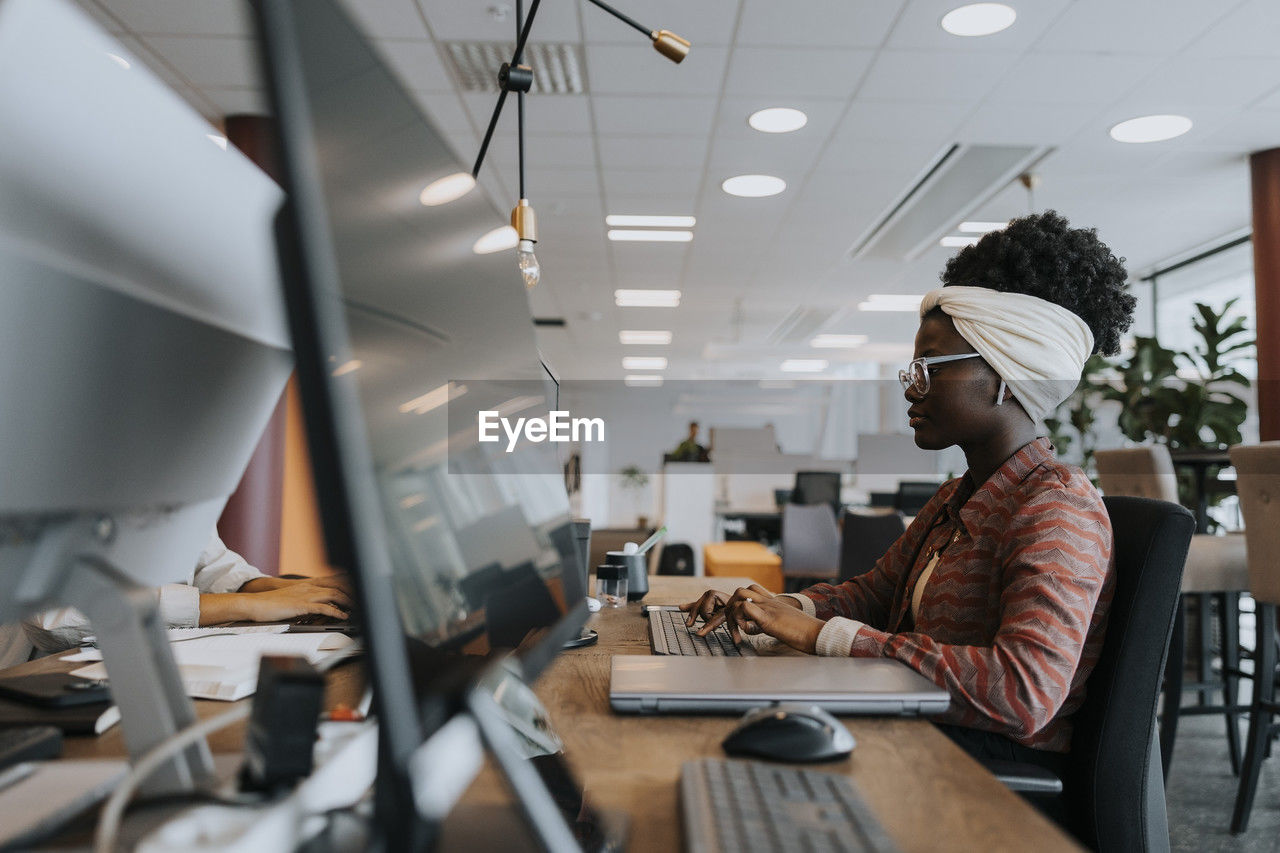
left=73, top=0, right=1280, bottom=380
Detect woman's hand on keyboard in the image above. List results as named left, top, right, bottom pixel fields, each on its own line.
left=684, top=586, right=820, bottom=654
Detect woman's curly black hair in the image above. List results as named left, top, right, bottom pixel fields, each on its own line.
left=940, top=210, right=1135, bottom=356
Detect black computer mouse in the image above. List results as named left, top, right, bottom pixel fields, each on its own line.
left=722, top=703, right=856, bottom=763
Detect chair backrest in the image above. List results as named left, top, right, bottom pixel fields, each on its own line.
left=838, top=509, right=906, bottom=583
left=1094, top=446, right=1180, bottom=503
left=655, top=542, right=695, bottom=577
left=780, top=503, right=840, bottom=577
left=1067, top=496, right=1193, bottom=852
left=1229, top=442, right=1280, bottom=606
left=894, top=481, right=938, bottom=516
left=791, top=470, right=841, bottom=514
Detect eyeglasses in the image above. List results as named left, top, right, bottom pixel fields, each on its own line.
left=898, top=353, right=983, bottom=396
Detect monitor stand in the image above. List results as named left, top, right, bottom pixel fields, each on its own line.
left=13, top=516, right=215, bottom=795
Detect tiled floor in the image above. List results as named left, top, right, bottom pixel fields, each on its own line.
left=1167, top=712, right=1280, bottom=852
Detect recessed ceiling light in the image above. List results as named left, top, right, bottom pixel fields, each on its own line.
left=748, top=107, right=808, bottom=134
left=615, top=289, right=681, bottom=308
left=722, top=174, right=786, bottom=198
left=940, top=3, right=1016, bottom=37
left=810, top=334, right=868, bottom=349
left=940, top=235, right=981, bottom=248
left=622, top=356, right=668, bottom=370
left=420, top=171, right=476, bottom=206
left=1109, top=114, right=1193, bottom=144
left=473, top=225, right=518, bottom=254
left=107, top=53, right=130, bottom=69
left=607, top=229, right=694, bottom=242
left=619, top=330, right=673, bottom=345
left=206, top=134, right=228, bottom=150
left=605, top=215, right=696, bottom=227
left=958, top=220, right=1007, bottom=233
left=781, top=359, right=828, bottom=373
left=624, top=374, right=664, bottom=387
left=858, top=294, right=925, bottom=312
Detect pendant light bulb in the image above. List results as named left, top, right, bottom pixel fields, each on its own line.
left=511, top=198, right=540, bottom=289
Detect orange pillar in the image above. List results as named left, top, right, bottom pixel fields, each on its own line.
left=1253, top=148, right=1280, bottom=442
left=217, top=115, right=286, bottom=574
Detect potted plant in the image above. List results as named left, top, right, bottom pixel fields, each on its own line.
left=618, top=464, right=651, bottom=528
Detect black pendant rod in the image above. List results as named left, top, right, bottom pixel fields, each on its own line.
left=517, top=0, right=526, bottom=199
left=582, top=0, right=650, bottom=37
left=471, top=0, right=544, bottom=178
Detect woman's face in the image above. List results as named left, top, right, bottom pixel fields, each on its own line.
left=904, top=311, right=1009, bottom=451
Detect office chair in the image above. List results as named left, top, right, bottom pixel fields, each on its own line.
left=791, top=471, right=841, bottom=517
left=989, top=496, right=1193, bottom=852
left=838, top=509, right=906, bottom=583
left=656, top=543, right=695, bottom=577
left=780, top=503, right=840, bottom=592
left=894, top=481, right=938, bottom=517
left=1095, top=446, right=1249, bottom=777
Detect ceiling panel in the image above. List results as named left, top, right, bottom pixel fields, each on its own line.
left=597, top=134, right=710, bottom=171
left=412, top=91, right=473, bottom=131
left=417, top=0, right=580, bottom=42
left=487, top=133, right=599, bottom=170
left=1187, top=0, right=1280, bottom=59
left=1122, top=57, right=1280, bottom=109
left=1034, top=0, right=1238, bottom=55
left=580, top=0, right=742, bottom=47
left=343, top=0, right=430, bottom=39
left=585, top=44, right=730, bottom=96
left=589, top=95, right=719, bottom=137
left=706, top=132, right=830, bottom=176
left=374, top=39, right=453, bottom=93
left=523, top=166, right=601, bottom=196
left=603, top=172, right=703, bottom=208
left=984, top=52, right=1162, bottom=106
left=203, top=87, right=269, bottom=116
left=723, top=47, right=875, bottom=99
left=955, top=101, right=1099, bottom=145
left=856, top=49, right=1018, bottom=102
left=836, top=98, right=970, bottom=142
left=814, top=135, right=947, bottom=176
left=73, top=1, right=127, bottom=33
left=735, top=0, right=902, bottom=48
left=462, top=92, right=594, bottom=135
left=142, top=36, right=259, bottom=88
left=94, top=0, right=250, bottom=36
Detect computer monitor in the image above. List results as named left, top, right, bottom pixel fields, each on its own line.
left=0, top=0, right=291, bottom=792
left=253, top=0, right=591, bottom=847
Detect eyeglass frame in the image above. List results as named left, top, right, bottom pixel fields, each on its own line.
left=899, top=352, right=1006, bottom=406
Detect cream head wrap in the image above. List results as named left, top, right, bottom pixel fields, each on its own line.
left=918, top=286, right=1094, bottom=424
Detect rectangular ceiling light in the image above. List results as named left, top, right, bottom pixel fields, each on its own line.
left=615, top=289, right=681, bottom=307
left=607, top=229, right=693, bottom=242
left=619, top=330, right=673, bottom=345
left=958, top=220, right=1008, bottom=233
left=625, top=374, right=664, bottom=387
left=810, top=334, right=868, bottom=349
left=606, top=215, right=696, bottom=227
left=940, top=235, right=980, bottom=248
left=399, top=382, right=467, bottom=414
left=781, top=359, right=828, bottom=373
left=622, top=356, right=668, bottom=370
left=857, top=294, right=924, bottom=313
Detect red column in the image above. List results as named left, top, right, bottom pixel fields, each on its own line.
left=217, top=115, right=286, bottom=575
left=1253, top=148, right=1280, bottom=442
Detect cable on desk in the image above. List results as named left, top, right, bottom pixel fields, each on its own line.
left=93, top=703, right=251, bottom=853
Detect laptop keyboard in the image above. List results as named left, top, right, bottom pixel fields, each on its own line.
left=655, top=609, right=751, bottom=657
left=680, top=758, right=899, bottom=853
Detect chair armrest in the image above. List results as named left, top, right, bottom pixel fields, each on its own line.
left=980, top=759, right=1064, bottom=796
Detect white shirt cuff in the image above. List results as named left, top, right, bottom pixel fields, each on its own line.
left=815, top=617, right=864, bottom=657
left=157, top=583, right=201, bottom=628
left=779, top=593, right=816, bottom=617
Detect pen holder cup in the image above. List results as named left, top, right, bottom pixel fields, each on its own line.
left=604, top=550, right=648, bottom=602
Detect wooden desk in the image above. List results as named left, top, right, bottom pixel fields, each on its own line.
left=454, top=576, right=1082, bottom=853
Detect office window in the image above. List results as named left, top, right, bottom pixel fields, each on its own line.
left=1152, top=239, right=1256, bottom=381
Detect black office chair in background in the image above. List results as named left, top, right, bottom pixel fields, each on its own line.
left=990, top=496, right=1194, bottom=852
left=791, top=470, right=841, bottom=517
left=893, top=481, right=939, bottom=516
left=838, top=509, right=906, bottom=582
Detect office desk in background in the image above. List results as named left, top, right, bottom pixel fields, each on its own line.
left=449, top=576, right=1082, bottom=853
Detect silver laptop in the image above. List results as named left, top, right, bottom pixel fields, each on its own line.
left=610, top=655, right=950, bottom=715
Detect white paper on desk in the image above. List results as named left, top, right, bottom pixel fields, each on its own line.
left=62, top=626, right=291, bottom=664
left=71, top=633, right=356, bottom=702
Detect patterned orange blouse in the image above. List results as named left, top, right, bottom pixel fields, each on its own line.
left=793, top=437, right=1114, bottom=752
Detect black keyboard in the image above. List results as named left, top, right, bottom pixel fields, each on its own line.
left=680, top=758, right=899, bottom=853
left=655, top=609, right=754, bottom=657
left=0, top=726, right=62, bottom=773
